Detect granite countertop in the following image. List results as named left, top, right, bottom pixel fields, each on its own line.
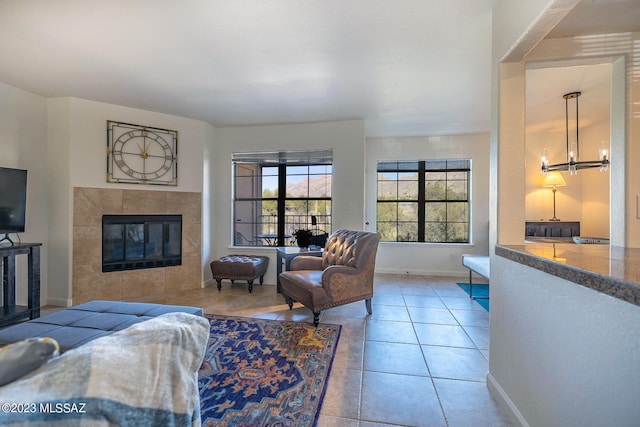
left=495, top=243, right=640, bottom=307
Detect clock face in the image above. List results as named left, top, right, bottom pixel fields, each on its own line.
left=107, top=121, right=178, bottom=185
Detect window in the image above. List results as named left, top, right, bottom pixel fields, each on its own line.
left=233, top=150, right=332, bottom=246
left=377, top=160, right=470, bottom=243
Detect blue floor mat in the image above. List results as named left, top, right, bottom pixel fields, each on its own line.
left=456, top=282, right=489, bottom=312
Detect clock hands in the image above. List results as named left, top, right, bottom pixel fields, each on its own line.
left=136, top=135, right=152, bottom=159
left=125, top=144, right=167, bottom=159
left=135, top=141, right=149, bottom=158
left=135, top=136, right=171, bottom=160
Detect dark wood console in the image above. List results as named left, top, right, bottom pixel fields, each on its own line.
left=525, top=221, right=580, bottom=238
left=1, top=243, right=41, bottom=327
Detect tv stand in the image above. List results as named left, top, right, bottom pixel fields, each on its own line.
left=1, top=243, right=41, bottom=327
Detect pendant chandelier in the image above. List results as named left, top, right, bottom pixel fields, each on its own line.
left=540, top=91, right=609, bottom=176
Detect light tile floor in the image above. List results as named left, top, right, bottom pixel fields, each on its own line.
left=51, top=273, right=513, bottom=426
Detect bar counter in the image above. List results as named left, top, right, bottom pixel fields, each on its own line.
left=495, top=242, right=640, bottom=307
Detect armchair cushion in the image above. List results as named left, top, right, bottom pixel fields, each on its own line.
left=275, top=271, right=331, bottom=308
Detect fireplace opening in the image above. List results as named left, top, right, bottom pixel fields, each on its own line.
left=102, top=214, right=182, bottom=272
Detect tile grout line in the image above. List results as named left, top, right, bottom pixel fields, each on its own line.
left=358, top=306, right=367, bottom=426
left=402, top=286, right=451, bottom=427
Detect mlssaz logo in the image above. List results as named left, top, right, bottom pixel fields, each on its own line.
left=39, top=402, right=87, bottom=414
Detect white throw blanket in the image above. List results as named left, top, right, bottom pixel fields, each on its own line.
left=0, top=312, right=210, bottom=427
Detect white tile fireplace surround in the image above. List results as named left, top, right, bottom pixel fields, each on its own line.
left=72, top=187, right=202, bottom=304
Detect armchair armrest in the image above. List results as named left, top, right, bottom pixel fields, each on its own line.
left=321, top=265, right=372, bottom=301
left=321, top=265, right=359, bottom=282
left=290, top=255, right=323, bottom=271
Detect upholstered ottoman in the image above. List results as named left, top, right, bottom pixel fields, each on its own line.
left=210, top=254, right=269, bottom=293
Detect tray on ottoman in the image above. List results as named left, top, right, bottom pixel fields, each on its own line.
left=210, top=254, right=269, bottom=293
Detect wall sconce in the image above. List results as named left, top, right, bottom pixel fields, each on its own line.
left=541, top=171, right=566, bottom=221
left=540, top=91, right=610, bottom=176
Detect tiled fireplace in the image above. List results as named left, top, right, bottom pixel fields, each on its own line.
left=73, top=187, right=202, bottom=304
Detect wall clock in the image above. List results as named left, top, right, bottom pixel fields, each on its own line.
left=107, top=121, right=178, bottom=185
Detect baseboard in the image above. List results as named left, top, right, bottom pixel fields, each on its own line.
left=375, top=267, right=467, bottom=277
left=46, top=297, right=73, bottom=307
left=486, top=372, right=529, bottom=427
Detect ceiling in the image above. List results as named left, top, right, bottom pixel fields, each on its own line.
left=0, top=0, right=637, bottom=138
left=527, top=0, right=640, bottom=132
left=526, top=63, right=612, bottom=134
left=546, top=0, right=640, bottom=39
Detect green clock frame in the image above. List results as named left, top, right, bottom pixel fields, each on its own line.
left=107, top=121, right=178, bottom=185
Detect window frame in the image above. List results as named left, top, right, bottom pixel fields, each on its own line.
left=376, top=159, right=471, bottom=243
left=233, top=151, right=333, bottom=247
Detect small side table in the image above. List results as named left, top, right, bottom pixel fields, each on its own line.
left=276, top=247, right=323, bottom=293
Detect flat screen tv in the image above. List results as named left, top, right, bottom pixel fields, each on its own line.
left=0, top=167, right=27, bottom=239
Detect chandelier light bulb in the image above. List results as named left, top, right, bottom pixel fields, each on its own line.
left=599, top=141, right=609, bottom=171
left=599, top=143, right=608, bottom=162
left=540, top=148, right=549, bottom=175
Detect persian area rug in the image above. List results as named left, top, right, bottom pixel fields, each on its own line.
left=198, top=315, right=341, bottom=427
left=456, top=283, right=490, bottom=312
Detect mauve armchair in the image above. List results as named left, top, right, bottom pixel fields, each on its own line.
left=279, top=229, right=380, bottom=326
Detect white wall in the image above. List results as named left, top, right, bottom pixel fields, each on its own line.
left=525, top=129, right=583, bottom=222
left=524, top=63, right=612, bottom=238
left=525, top=124, right=610, bottom=237
left=208, top=120, right=366, bottom=285
left=580, top=121, right=610, bottom=236
left=488, top=256, right=640, bottom=427
left=46, top=97, right=72, bottom=306
left=46, top=97, right=214, bottom=304
left=491, top=0, right=568, bottom=249
left=366, top=134, right=490, bottom=276
left=201, top=123, right=216, bottom=286
left=525, top=32, right=640, bottom=247
left=4, top=86, right=489, bottom=302
left=59, top=98, right=209, bottom=192
left=0, top=81, right=49, bottom=304
left=491, top=2, right=639, bottom=425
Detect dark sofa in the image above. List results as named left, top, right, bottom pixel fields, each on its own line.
left=0, top=304, right=209, bottom=426
left=0, top=299, right=204, bottom=352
